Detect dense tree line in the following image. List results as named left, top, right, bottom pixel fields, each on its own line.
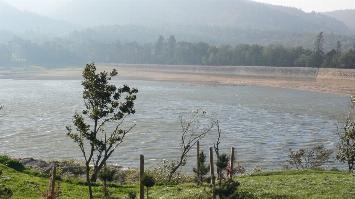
left=0, top=34, right=354, bottom=68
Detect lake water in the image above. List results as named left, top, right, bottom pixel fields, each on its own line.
left=0, top=79, right=349, bottom=170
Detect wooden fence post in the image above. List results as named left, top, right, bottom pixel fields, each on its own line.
left=209, top=147, right=216, bottom=199
left=139, top=155, right=144, bottom=199
left=196, top=141, right=200, bottom=184
left=230, top=147, right=235, bottom=179
left=49, top=163, right=56, bottom=199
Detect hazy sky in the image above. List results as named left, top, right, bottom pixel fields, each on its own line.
left=3, top=0, right=355, bottom=14
left=253, top=0, right=355, bottom=12
left=2, top=0, right=70, bottom=15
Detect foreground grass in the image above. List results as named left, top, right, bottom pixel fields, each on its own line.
left=0, top=164, right=354, bottom=199
left=238, top=170, right=355, bottom=199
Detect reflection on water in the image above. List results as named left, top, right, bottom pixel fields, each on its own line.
left=0, top=79, right=349, bottom=170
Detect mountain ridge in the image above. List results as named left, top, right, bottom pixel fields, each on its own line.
left=50, top=0, right=350, bottom=34
left=0, top=0, right=76, bottom=37
left=323, top=9, right=355, bottom=31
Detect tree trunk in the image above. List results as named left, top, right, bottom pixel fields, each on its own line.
left=103, top=179, right=108, bottom=199
left=168, top=167, right=177, bottom=182
left=168, top=163, right=181, bottom=182
left=91, top=170, right=99, bottom=183
left=86, top=164, right=94, bottom=199
left=349, top=160, right=353, bottom=172
left=218, top=171, right=222, bottom=186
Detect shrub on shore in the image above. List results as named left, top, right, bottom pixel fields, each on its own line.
left=287, top=145, right=332, bottom=169
left=336, top=99, right=355, bottom=172
left=0, top=155, right=25, bottom=172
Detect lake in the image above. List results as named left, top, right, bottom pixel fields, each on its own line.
left=0, top=78, right=349, bottom=170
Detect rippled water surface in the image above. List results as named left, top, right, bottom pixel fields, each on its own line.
left=0, top=79, right=349, bottom=170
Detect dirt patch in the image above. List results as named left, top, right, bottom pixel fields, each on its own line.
left=1, top=64, right=355, bottom=95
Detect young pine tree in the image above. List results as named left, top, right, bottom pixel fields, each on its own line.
left=193, top=151, right=209, bottom=184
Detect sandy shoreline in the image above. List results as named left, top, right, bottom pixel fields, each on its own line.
left=1, top=64, right=355, bottom=95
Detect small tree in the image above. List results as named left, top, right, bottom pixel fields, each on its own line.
left=215, top=179, right=240, bottom=199
left=213, top=120, right=222, bottom=181
left=66, top=63, right=138, bottom=199
left=216, top=154, right=229, bottom=186
left=213, top=120, right=230, bottom=185
left=287, top=145, right=332, bottom=169
left=193, top=151, right=209, bottom=183
left=0, top=106, right=13, bottom=199
left=142, top=175, right=155, bottom=199
left=336, top=41, right=342, bottom=67
left=313, top=32, right=325, bottom=69
left=98, top=166, right=116, bottom=198
left=167, top=110, right=214, bottom=182
left=337, top=99, right=355, bottom=172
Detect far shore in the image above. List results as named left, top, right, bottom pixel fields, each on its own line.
left=1, top=64, right=355, bottom=95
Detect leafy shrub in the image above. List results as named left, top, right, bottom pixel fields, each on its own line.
left=126, top=191, right=137, bottom=199
left=215, top=179, right=241, bottom=199
left=142, top=175, right=155, bottom=188
left=0, top=155, right=25, bottom=171
left=234, top=163, right=246, bottom=175
left=143, top=175, right=155, bottom=199
left=55, top=160, right=86, bottom=177
left=99, top=167, right=116, bottom=182
left=336, top=104, right=355, bottom=172
left=0, top=170, right=13, bottom=199
left=6, top=159, right=25, bottom=171
left=0, top=186, right=13, bottom=199
left=115, top=169, right=139, bottom=185
left=288, top=145, right=332, bottom=169
left=216, top=153, right=229, bottom=185
left=148, top=160, right=194, bottom=185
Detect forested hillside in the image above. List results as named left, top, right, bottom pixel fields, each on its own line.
left=324, top=9, right=355, bottom=31
left=0, top=0, right=354, bottom=68
left=52, top=0, right=349, bottom=33
left=0, top=1, right=75, bottom=37
left=1, top=34, right=354, bottom=68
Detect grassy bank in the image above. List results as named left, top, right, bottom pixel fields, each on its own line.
left=0, top=164, right=354, bottom=199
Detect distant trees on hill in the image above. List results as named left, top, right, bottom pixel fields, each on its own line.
left=0, top=34, right=354, bottom=68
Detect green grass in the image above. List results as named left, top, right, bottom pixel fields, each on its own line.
left=0, top=164, right=354, bottom=199
left=238, top=170, right=355, bottom=199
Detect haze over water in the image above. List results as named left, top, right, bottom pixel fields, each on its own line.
left=0, top=78, right=348, bottom=170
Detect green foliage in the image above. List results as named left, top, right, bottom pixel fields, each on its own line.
left=336, top=104, right=355, bottom=172
left=0, top=155, right=25, bottom=172
left=165, top=110, right=214, bottom=183
left=193, top=151, right=209, bottom=183
left=339, top=49, right=355, bottom=68
left=217, top=154, right=229, bottom=172
left=287, top=145, right=332, bottom=169
left=142, top=175, right=155, bottom=188
left=215, top=179, right=241, bottom=199
left=0, top=164, right=354, bottom=199
left=125, top=191, right=137, bottom=199
left=2, top=34, right=355, bottom=68
left=55, top=160, right=86, bottom=177
left=312, top=32, right=325, bottom=68
left=66, top=63, right=138, bottom=198
left=142, top=175, right=155, bottom=199
left=0, top=186, right=13, bottom=199
left=99, top=167, right=116, bottom=182
left=239, top=170, right=355, bottom=199
left=0, top=170, right=13, bottom=199
left=149, top=160, right=193, bottom=185
left=216, top=153, right=230, bottom=185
